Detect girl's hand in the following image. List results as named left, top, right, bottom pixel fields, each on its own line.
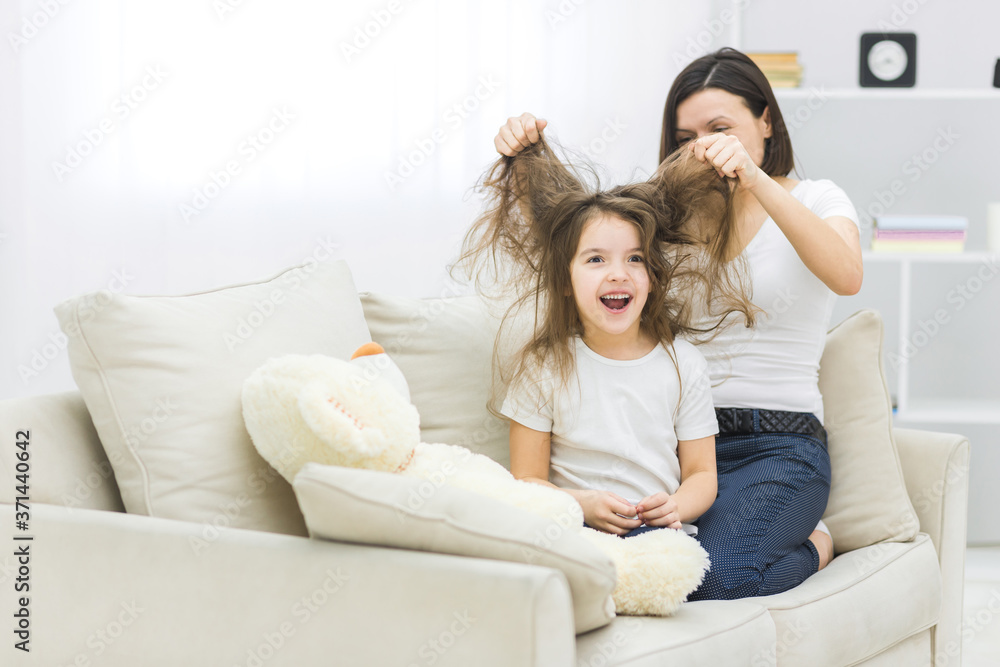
left=689, top=133, right=763, bottom=190
left=495, top=112, right=548, bottom=156
left=574, top=490, right=641, bottom=536
left=636, top=492, right=683, bottom=530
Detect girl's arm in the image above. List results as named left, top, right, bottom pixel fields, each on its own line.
left=509, top=419, right=555, bottom=488
left=691, top=134, right=863, bottom=296
left=509, top=420, right=641, bottom=536
left=636, top=435, right=718, bottom=527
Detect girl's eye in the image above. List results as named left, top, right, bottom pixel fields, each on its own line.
left=628, top=255, right=645, bottom=263
left=586, top=256, right=603, bottom=263
left=712, top=127, right=729, bottom=134
left=676, top=136, right=692, bottom=145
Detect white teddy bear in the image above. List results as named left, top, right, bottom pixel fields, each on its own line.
left=242, top=342, right=709, bottom=616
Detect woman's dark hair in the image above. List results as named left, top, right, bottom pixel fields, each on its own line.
left=659, top=48, right=793, bottom=177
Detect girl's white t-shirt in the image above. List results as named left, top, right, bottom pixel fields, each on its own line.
left=501, top=337, right=718, bottom=509
left=690, top=179, right=860, bottom=423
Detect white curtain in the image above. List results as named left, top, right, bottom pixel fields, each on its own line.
left=1, top=0, right=729, bottom=398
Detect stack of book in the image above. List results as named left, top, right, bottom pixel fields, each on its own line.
left=871, top=215, right=968, bottom=253
left=746, top=52, right=802, bottom=88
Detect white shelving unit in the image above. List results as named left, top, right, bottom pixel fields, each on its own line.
left=900, top=398, right=1000, bottom=425
left=775, top=88, right=1000, bottom=100
left=774, top=85, right=1000, bottom=430
left=862, top=251, right=1000, bottom=425
left=741, top=0, right=1000, bottom=544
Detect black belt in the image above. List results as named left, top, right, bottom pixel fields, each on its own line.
left=715, top=408, right=826, bottom=445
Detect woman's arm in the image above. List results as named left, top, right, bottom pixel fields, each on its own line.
left=691, top=134, right=863, bottom=296
left=509, top=420, right=641, bottom=536
left=636, top=435, right=718, bottom=527
left=744, top=175, right=863, bottom=296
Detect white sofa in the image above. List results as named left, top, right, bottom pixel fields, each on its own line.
left=0, top=260, right=971, bottom=666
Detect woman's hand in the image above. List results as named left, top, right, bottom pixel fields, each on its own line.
left=495, top=112, right=548, bottom=156
left=689, top=133, right=764, bottom=190
left=571, top=489, right=641, bottom=536
left=636, top=492, right=683, bottom=530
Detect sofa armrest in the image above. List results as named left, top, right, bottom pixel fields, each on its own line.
left=893, top=427, right=970, bottom=666
left=0, top=391, right=124, bottom=512
left=1, top=503, right=575, bottom=667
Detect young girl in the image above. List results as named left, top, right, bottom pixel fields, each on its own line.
left=495, top=48, right=861, bottom=600
left=460, top=137, right=755, bottom=539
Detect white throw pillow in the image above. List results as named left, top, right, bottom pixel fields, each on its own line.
left=360, top=292, right=513, bottom=467
left=54, top=260, right=371, bottom=536
left=820, top=309, right=919, bottom=552
left=293, top=462, right=617, bottom=634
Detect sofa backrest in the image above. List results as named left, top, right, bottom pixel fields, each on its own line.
left=0, top=391, right=125, bottom=512
left=8, top=285, right=919, bottom=565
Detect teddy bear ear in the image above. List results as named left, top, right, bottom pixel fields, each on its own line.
left=297, top=381, right=377, bottom=459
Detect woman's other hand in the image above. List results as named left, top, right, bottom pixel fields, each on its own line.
left=495, top=112, right=547, bottom=156
left=689, top=133, right=763, bottom=190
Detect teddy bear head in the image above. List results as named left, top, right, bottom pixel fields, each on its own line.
left=242, top=344, right=420, bottom=484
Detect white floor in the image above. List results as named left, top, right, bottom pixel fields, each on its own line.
left=964, top=546, right=1000, bottom=666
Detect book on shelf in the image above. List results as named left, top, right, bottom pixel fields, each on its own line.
left=871, top=215, right=968, bottom=253
left=766, top=76, right=802, bottom=89
left=873, top=215, right=969, bottom=231
left=870, top=239, right=964, bottom=253
left=746, top=52, right=802, bottom=89
left=745, top=52, right=798, bottom=66
left=874, top=229, right=967, bottom=242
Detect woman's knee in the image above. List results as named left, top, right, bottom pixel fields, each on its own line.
left=694, top=547, right=767, bottom=595
left=689, top=564, right=763, bottom=601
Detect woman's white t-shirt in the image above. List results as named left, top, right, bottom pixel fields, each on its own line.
left=690, top=179, right=859, bottom=423
left=501, top=337, right=718, bottom=508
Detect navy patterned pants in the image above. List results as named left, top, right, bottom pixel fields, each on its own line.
left=686, top=411, right=831, bottom=601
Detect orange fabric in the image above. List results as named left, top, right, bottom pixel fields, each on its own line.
left=351, top=342, right=385, bottom=360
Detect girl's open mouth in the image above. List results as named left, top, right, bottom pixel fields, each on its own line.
left=600, top=294, right=631, bottom=312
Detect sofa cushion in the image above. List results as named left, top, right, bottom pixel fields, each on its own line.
left=292, top=462, right=617, bottom=634
left=757, top=533, right=940, bottom=666
left=53, top=260, right=370, bottom=536
left=575, top=600, right=775, bottom=666
left=0, top=391, right=125, bottom=512
left=360, top=292, right=512, bottom=467
left=819, top=309, right=919, bottom=552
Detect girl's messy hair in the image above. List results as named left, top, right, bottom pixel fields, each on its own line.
left=456, top=136, right=755, bottom=404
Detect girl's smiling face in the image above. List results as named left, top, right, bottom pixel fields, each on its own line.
left=569, top=214, right=651, bottom=355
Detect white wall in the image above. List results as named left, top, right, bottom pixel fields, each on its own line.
left=743, top=0, right=1000, bottom=89
left=2, top=1, right=997, bottom=541
left=1, top=0, right=729, bottom=399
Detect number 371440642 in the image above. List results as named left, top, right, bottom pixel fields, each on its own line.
left=14, top=430, right=30, bottom=520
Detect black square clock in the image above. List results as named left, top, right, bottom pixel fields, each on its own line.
left=860, top=32, right=917, bottom=87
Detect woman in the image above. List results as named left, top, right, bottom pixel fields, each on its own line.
left=493, top=48, right=862, bottom=600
